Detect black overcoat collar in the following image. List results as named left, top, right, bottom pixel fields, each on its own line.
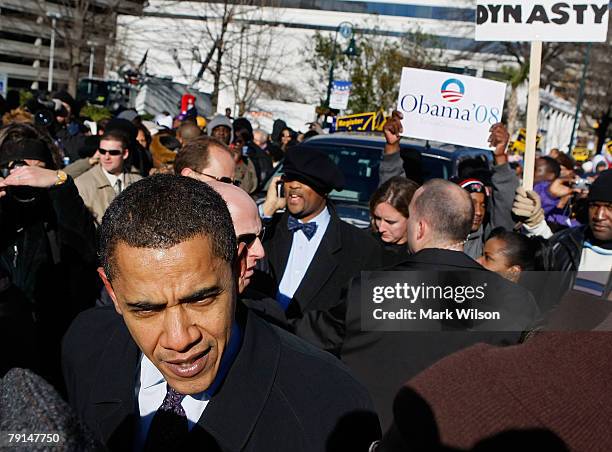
left=90, top=310, right=278, bottom=451
left=267, top=208, right=343, bottom=313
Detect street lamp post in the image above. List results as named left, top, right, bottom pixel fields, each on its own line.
left=88, top=44, right=95, bottom=79
left=47, top=12, right=61, bottom=92
left=325, top=21, right=357, bottom=109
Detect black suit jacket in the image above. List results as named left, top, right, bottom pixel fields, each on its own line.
left=257, top=207, right=383, bottom=317
left=62, top=306, right=381, bottom=451
left=339, top=248, right=540, bottom=430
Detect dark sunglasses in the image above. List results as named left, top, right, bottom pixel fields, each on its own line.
left=98, top=148, right=123, bottom=156
left=193, top=169, right=241, bottom=186
left=237, top=227, right=265, bottom=247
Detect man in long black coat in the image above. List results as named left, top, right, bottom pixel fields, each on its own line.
left=339, top=179, right=540, bottom=429
left=252, top=147, right=384, bottom=350
left=62, top=175, right=381, bottom=451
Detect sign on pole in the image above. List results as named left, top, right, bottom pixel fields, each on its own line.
left=475, top=1, right=610, bottom=190
left=396, top=68, right=506, bottom=150
left=475, top=1, right=610, bottom=42
left=329, top=80, right=352, bottom=110
left=0, top=73, right=7, bottom=99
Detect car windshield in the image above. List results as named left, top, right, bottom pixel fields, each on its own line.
left=267, top=144, right=382, bottom=203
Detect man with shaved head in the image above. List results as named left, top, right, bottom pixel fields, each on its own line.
left=335, top=179, right=539, bottom=429
left=177, top=123, right=204, bottom=146
left=207, top=181, right=265, bottom=292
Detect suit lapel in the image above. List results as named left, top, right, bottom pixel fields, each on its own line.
left=196, top=311, right=279, bottom=450
left=265, top=212, right=294, bottom=282
left=291, top=211, right=342, bottom=312
left=91, top=319, right=140, bottom=448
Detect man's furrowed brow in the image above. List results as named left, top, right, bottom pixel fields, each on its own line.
left=125, top=300, right=166, bottom=311
left=179, top=285, right=223, bottom=303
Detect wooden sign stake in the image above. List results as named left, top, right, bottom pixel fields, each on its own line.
left=522, top=40, right=542, bottom=190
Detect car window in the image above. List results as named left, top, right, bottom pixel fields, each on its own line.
left=324, top=146, right=381, bottom=203
left=421, top=154, right=452, bottom=180
left=263, top=145, right=381, bottom=204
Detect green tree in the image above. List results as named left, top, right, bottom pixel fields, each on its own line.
left=306, top=27, right=445, bottom=113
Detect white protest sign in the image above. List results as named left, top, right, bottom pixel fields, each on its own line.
left=396, top=68, right=506, bottom=150
left=329, top=80, right=352, bottom=110
left=475, top=1, right=610, bottom=42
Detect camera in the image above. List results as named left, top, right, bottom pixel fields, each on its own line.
left=0, top=160, right=39, bottom=203
left=1, top=160, right=27, bottom=178
left=572, top=178, right=591, bottom=190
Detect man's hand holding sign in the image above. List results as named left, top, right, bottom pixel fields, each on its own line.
left=395, top=68, right=507, bottom=150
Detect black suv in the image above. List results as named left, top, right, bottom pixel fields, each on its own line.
left=258, top=133, right=493, bottom=228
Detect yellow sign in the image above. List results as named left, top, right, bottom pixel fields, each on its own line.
left=509, top=127, right=542, bottom=154
left=571, top=146, right=590, bottom=162
left=606, top=140, right=612, bottom=156
left=335, top=110, right=387, bottom=132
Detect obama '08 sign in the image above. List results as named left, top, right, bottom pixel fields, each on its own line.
left=396, top=68, right=506, bottom=150
left=475, top=1, right=610, bottom=42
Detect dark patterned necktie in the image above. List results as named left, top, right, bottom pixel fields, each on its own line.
left=143, top=385, right=189, bottom=452
left=287, top=216, right=318, bottom=240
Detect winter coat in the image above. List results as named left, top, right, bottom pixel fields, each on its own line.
left=75, top=164, right=142, bottom=225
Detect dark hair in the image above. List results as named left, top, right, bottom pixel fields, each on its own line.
left=488, top=228, right=545, bottom=271
left=369, top=176, right=419, bottom=224
left=100, top=129, right=130, bottom=150
left=539, top=156, right=561, bottom=178
left=302, top=130, right=318, bottom=142
left=413, top=179, right=473, bottom=242
left=555, top=152, right=575, bottom=172
left=174, top=136, right=232, bottom=175
left=136, top=124, right=152, bottom=149
left=99, top=174, right=237, bottom=281
left=177, top=123, right=203, bottom=142
left=97, top=118, right=110, bottom=135
left=0, top=122, right=61, bottom=169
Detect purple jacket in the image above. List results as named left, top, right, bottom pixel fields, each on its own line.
left=534, top=181, right=580, bottom=228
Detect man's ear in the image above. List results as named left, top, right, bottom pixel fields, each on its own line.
left=417, top=219, right=426, bottom=242
left=97, top=267, right=122, bottom=315
left=508, top=265, right=522, bottom=277
left=180, top=167, right=193, bottom=178
left=235, top=243, right=249, bottom=294
left=122, top=148, right=130, bottom=161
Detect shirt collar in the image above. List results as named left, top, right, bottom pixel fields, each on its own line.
left=101, top=167, right=123, bottom=187
left=295, top=205, right=330, bottom=226
left=139, top=321, right=243, bottom=398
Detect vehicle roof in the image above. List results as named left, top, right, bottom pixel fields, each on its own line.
left=305, top=132, right=492, bottom=160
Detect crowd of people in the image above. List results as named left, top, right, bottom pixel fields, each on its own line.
left=0, top=89, right=611, bottom=451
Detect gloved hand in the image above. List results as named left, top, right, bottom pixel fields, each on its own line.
left=513, top=186, right=544, bottom=227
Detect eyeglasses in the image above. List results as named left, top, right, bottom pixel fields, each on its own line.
left=237, top=227, right=265, bottom=247
left=98, top=148, right=123, bottom=156
left=192, top=169, right=241, bottom=186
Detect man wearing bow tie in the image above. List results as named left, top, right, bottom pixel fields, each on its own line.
left=254, top=148, right=383, bottom=351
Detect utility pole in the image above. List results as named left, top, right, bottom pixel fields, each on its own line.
left=47, top=12, right=61, bottom=92
left=568, top=43, right=592, bottom=152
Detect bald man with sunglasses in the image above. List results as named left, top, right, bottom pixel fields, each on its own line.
left=208, top=181, right=265, bottom=292
left=208, top=181, right=289, bottom=326
left=75, top=130, right=141, bottom=225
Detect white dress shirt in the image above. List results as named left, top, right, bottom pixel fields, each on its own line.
left=277, top=207, right=331, bottom=305
left=101, top=168, right=125, bottom=193
left=135, top=354, right=210, bottom=450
